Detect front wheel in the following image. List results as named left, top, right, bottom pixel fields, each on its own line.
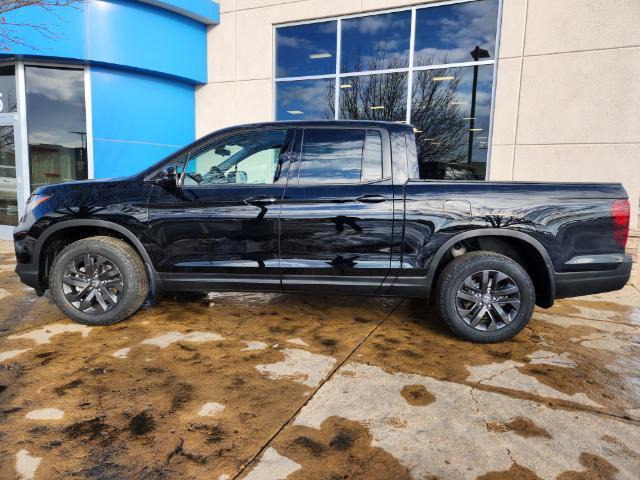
left=435, top=251, right=535, bottom=343
left=50, top=236, right=149, bottom=326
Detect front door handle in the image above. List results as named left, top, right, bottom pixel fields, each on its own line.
left=356, top=194, right=388, bottom=204
left=244, top=195, right=278, bottom=206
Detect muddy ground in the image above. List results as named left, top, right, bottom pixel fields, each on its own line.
left=0, top=241, right=639, bottom=479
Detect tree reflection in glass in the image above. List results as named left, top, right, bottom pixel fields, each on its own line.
left=412, top=62, right=493, bottom=180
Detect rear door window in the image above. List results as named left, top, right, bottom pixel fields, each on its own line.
left=297, top=128, right=383, bottom=184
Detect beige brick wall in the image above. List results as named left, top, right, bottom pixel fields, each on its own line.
left=197, top=0, right=640, bottom=230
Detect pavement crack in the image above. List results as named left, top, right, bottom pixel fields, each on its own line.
left=230, top=299, right=404, bottom=480
left=469, top=386, right=490, bottom=431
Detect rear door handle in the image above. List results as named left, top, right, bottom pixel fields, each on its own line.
left=356, top=194, right=387, bottom=204
left=244, top=195, right=278, bottom=206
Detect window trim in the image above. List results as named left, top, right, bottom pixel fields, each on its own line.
left=272, top=0, right=504, bottom=181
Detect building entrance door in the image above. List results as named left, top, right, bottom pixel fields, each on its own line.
left=0, top=122, right=19, bottom=238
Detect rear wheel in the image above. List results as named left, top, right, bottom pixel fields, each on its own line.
left=50, top=236, right=149, bottom=325
left=436, top=251, right=535, bottom=343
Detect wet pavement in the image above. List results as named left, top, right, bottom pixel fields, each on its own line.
left=1, top=241, right=639, bottom=479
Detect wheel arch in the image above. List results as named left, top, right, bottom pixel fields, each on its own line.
left=426, top=229, right=555, bottom=308
left=34, top=220, right=159, bottom=295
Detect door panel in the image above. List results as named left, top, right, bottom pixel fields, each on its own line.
left=279, top=127, right=395, bottom=294
left=146, top=128, right=292, bottom=281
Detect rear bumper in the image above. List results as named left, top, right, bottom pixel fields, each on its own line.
left=554, top=255, right=632, bottom=299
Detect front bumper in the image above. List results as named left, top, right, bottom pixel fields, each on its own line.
left=554, top=255, right=632, bottom=299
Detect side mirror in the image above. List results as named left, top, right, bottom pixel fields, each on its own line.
left=153, top=166, right=177, bottom=188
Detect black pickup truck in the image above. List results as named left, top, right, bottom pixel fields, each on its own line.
left=13, top=121, right=632, bottom=342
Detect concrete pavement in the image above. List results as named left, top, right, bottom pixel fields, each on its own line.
left=0, top=241, right=639, bottom=479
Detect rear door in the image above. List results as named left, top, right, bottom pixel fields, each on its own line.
left=279, top=126, right=395, bottom=294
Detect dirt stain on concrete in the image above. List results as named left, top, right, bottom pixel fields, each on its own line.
left=557, top=452, right=619, bottom=480
left=487, top=416, right=552, bottom=439
left=476, top=463, right=543, bottom=480
left=269, top=416, right=415, bottom=480
left=400, top=384, right=436, bottom=406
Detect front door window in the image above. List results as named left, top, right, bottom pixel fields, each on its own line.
left=181, top=130, right=288, bottom=186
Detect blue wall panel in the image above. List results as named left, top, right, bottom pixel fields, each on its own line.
left=2, top=0, right=212, bottom=83
left=91, top=66, right=195, bottom=177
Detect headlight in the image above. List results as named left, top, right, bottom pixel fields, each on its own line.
left=25, top=194, right=51, bottom=214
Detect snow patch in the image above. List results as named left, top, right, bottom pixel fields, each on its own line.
left=141, top=331, right=223, bottom=348
left=112, top=347, right=131, bottom=359
left=243, top=341, right=268, bottom=351
left=26, top=408, right=64, bottom=421
left=244, top=447, right=301, bottom=480
left=16, top=450, right=41, bottom=480
left=287, top=338, right=309, bottom=347
left=256, top=348, right=336, bottom=388
left=197, top=402, right=225, bottom=417
left=9, top=323, right=92, bottom=345
left=0, top=349, right=30, bottom=363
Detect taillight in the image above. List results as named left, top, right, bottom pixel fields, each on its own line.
left=611, top=199, right=630, bottom=249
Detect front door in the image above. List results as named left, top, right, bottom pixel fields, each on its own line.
left=147, top=127, right=294, bottom=291
left=279, top=127, right=396, bottom=294
left=0, top=123, right=20, bottom=237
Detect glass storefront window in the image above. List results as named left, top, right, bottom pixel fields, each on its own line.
left=0, top=125, right=18, bottom=225
left=414, top=0, right=499, bottom=67
left=274, top=0, right=500, bottom=180
left=25, top=66, right=88, bottom=191
left=276, top=79, right=335, bottom=120
left=339, top=73, right=407, bottom=122
left=0, top=65, right=17, bottom=113
left=276, top=21, right=337, bottom=78
left=341, top=11, right=411, bottom=73
left=412, top=64, right=493, bottom=180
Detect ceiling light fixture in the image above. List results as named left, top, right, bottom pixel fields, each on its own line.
left=370, top=106, right=385, bottom=110
left=340, top=84, right=352, bottom=89
left=287, top=110, right=304, bottom=115
left=469, top=128, right=483, bottom=132
left=309, top=52, right=332, bottom=59
left=433, top=76, right=454, bottom=81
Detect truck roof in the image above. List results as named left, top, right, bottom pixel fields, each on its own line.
left=207, top=120, right=413, bottom=137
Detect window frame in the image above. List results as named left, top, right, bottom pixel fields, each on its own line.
left=272, top=0, right=503, bottom=181
left=287, top=126, right=392, bottom=186
left=176, top=127, right=293, bottom=188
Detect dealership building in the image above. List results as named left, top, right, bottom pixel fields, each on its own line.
left=1, top=0, right=638, bottom=280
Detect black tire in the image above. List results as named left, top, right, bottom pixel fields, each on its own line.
left=435, top=251, right=535, bottom=343
left=50, top=236, right=149, bottom=326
